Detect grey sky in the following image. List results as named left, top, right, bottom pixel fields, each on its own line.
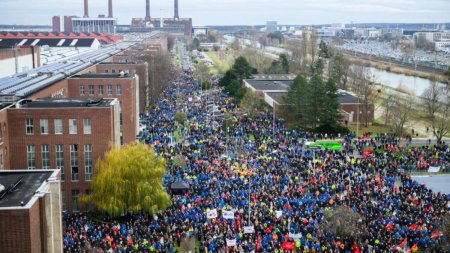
left=0, top=0, right=449, bottom=26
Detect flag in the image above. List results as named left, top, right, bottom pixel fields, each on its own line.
left=282, top=241, right=295, bottom=251
left=244, top=226, right=255, bottom=234
left=409, top=224, right=417, bottom=231
left=431, top=230, right=440, bottom=239
left=385, top=221, right=394, bottom=230
left=256, top=235, right=261, bottom=251
left=411, top=244, right=418, bottom=252
left=398, top=238, right=407, bottom=248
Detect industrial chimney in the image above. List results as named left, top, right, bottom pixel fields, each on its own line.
left=174, top=0, right=179, bottom=20
left=145, top=0, right=151, bottom=21
left=108, top=0, right=113, bottom=18
left=84, top=0, right=89, bottom=18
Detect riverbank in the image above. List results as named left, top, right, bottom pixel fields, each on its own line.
left=344, top=52, right=449, bottom=84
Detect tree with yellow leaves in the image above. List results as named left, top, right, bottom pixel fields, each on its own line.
left=83, top=142, right=171, bottom=216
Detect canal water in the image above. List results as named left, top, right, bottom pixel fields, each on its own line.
left=368, top=67, right=447, bottom=96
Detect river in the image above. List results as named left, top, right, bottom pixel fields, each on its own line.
left=368, top=67, right=447, bottom=96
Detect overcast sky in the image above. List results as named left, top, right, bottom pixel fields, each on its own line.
left=0, top=0, right=449, bottom=26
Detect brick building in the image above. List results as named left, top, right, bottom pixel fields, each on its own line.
left=0, top=46, right=40, bottom=78
left=96, top=62, right=149, bottom=114
left=3, top=98, right=120, bottom=211
left=67, top=73, right=139, bottom=144
left=0, top=170, right=62, bottom=253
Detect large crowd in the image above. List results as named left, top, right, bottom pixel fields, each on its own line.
left=63, top=69, right=450, bottom=253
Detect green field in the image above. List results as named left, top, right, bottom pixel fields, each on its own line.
left=205, top=51, right=236, bottom=74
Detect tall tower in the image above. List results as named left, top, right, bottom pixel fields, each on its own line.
left=174, top=0, right=179, bottom=20
left=145, top=0, right=151, bottom=21
left=84, top=0, right=89, bottom=17
left=108, top=0, right=113, bottom=18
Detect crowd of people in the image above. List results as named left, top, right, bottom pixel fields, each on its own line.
left=63, top=69, right=449, bottom=253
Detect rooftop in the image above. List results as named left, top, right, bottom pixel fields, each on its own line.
left=0, top=171, right=53, bottom=208
left=18, top=98, right=116, bottom=108
left=71, top=72, right=135, bottom=79
left=244, top=79, right=293, bottom=91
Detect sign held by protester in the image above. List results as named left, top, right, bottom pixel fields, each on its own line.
left=428, top=166, right=440, bottom=173
left=244, top=226, right=255, bottom=234
left=276, top=210, right=282, bottom=218
left=206, top=209, right=218, bottom=219
left=226, top=239, right=237, bottom=247
left=223, top=210, right=234, bottom=219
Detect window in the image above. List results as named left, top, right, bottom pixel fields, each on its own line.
left=26, top=118, right=34, bottom=135
left=61, top=190, right=66, bottom=211
left=0, top=149, right=3, bottom=170
left=112, top=69, right=116, bottom=73
left=116, top=85, right=122, bottom=95
left=84, top=144, right=93, bottom=181
left=98, top=85, right=104, bottom=96
left=107, top=85, right=113, bottom=95
left=70, top=144, right=78, bottom=181
left=56, top=145, right=64, bottom=181
left=83, top=118, right=91, bottom=134
left=79, top=85, right=85, bottom=96
left=89, top=85, right=94, bottom=96
left=69, top=119, right=77, bottom=134
left=105, top=70, right=108, bottom=73
left=72, top=190, right=80, bottom=212
left=40, top=119, right=49, bottom=134
left=54, top=119, right=63, bottom=134
left=41, top=145, right=50, bottom=169
left=27, top=145, right=35, bottom=170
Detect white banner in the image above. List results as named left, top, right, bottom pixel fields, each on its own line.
left=276, top=210, right=283, bottom=218
left=244, top=226, right=255, bottom=234
left=206, top=209, right=218, bottom=219
left=289, top=232, right=302, bottom=240
left=428, top=166, right=440, bottom=173
left=226, top=239, right=237, bottom=247
left=223, top=210, right=235, bottom=219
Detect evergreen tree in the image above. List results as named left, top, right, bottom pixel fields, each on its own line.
left=279, top=54, right=290, bottom=74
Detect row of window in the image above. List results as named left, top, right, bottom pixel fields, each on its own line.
left=80, top=84, right=122, bottom=96
left=26, top=118, right=91, bottom=135
left=26, top=144, right=93, bottom=181
left=61, top=189, right=92, bottom=212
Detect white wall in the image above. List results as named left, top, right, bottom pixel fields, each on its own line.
left=0, top=54, right=34, bottom=78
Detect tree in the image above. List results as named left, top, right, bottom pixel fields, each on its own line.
left=284, top=74, right=341, bottom=131
left=190, top=37, right=200, bottom=51
left=318, top=40, right=331, bottom=59
left=195, top=62, right=210, bottom=85
left=266, top=60, right=284, bottom=74
left=328, top=52, right=350, bottom=89
left=320, top=206, right=365, bottom=240
left=279, top=54, right=290, bottom=74
left=267, top=31, right=284, bottom=44
left=309, top=29, right=318, bottom=63
left=230, top=38, right=240, bottom=51
left=240, top=90, right=266, bottom=116
left=83, top=143, right=171, bottom=216
left=174, top=111, right=187, bottom=126
left=422, top=81, right=450, bottom=144
left=223, top=80, right=247, bottom=103
left=389, top=98, right=412, bottom=138
left=445, top=66, right=450, bottom=83
left=351, top=66, right=376, bottom=127
left=231, top=56, right=254, bottom=80
left=301, top=28, right=309, bottom=71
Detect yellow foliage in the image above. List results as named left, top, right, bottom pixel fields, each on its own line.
left=82, top=142, right=171, bottom=216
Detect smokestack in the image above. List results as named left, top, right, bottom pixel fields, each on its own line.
left=108, top=0, right=113, bottom=18
left=84, top=0, right=89, bottom=18
left=145, top=0, right=151, bottom=20
left=174, top=0, right=179, bottom=20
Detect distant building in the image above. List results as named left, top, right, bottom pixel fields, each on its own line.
left=0, top=170, right=62, bottom=253
left=414, top=31, right=450, bottom=51
left=266, top=21, right=278, bottom=32
left=71, top=17, right=117, bottom=34
left=192, top=26, right=209, bottom=37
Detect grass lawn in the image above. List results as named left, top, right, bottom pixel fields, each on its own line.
left=205, top=51, right=236, bottom=74
left=347, top=122, right=391, bottom=135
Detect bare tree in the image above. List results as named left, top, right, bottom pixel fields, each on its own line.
left=389, top=98, right=413, bottom=138
left=309, top=28, right=318, bottom=64
left=351, top=66, right=377, bottom=127
left=320, top=206, right=365, bottom=240
left=422, top=81, right=450, bottom=144
left=301, top=28, right=309, bottom=71
left=240, top=90, right=266, bottom=117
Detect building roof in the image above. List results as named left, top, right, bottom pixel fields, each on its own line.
left=0, top=38, right=99, bottom=48
left=71, top=73, right=136, bottom=79
left=266, top=91, right=361, bottom=105
left=18, top=98, right=116, bottom=108
left=0, top=171, right=53, bottom=208
left=251, top=74, right=297, bottom=80
left=244, top=79, right=293, bottom=91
